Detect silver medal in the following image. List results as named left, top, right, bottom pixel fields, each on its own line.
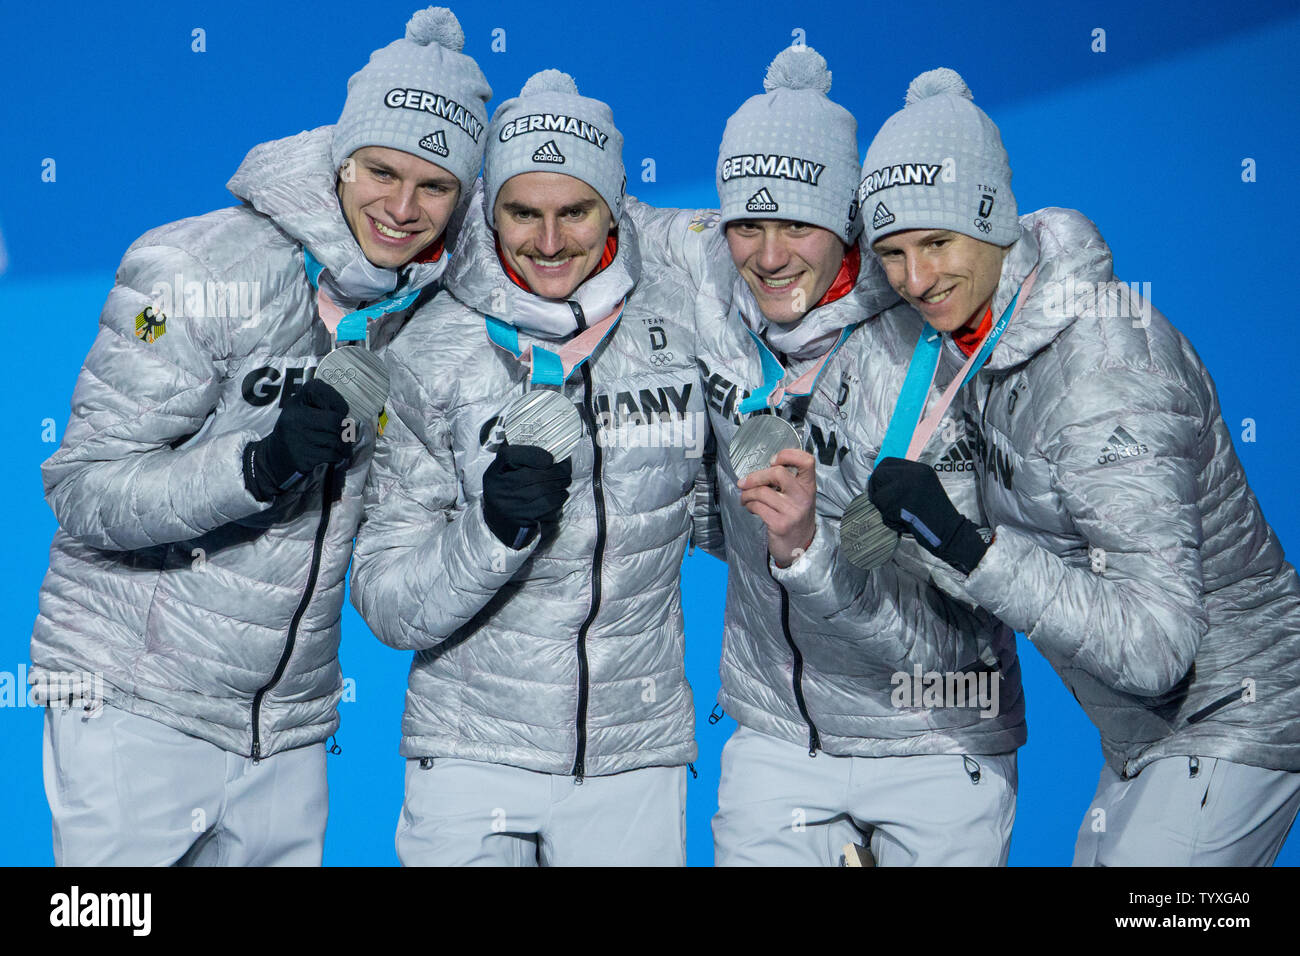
left=728, top=415, right=802, bottom=479
left=502, top=389, right=584, bottom=462
left=315, top=345, right=389, bottom=425
left=840, top=492, right=901, bottom=571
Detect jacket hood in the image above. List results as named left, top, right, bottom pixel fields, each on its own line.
left=444, top=180, right=639, bottom=339
left=976, top=207, right=1114, bottom=373
left=227, top=126, right=449, bottom=303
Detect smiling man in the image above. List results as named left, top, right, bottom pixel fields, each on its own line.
left=864, top=68, right=1300, bottom=866
left=494, top=173, right=615, bottom=298
left=338, top=148, right=463, bottom=269
left=725, top=219, right=847, bottom=324
left=349, top=70, right=708, bottom=866
left=874, top=233, right=1007, bottom=333
left=632, top=46, right=1026, bottom=866
left=30, top=8, right=491, bottom=866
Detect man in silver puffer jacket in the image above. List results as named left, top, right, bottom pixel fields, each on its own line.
left=864, top=68, right=1300, bottom=865
left=633, top=47, right=1026, bottom=866
left=30, top=8, right=492, bottom=865
left=349, top=71, right=707, bottom=866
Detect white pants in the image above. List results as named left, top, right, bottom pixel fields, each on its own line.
left=1073, top=756, right=1300, bottom=866
left=397, top=756, right=687, bottom=866
left=713, top=725, right=1017, bottom=866
left=44, top=704, right=328, bottom=866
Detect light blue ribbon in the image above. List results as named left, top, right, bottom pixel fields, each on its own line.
left=484, top=310, right=623, bottom=389
left=303, top=248, right=421, bottom=342
left=737, top=320, right=860, bottom=416
left=876, top=284, right=1025, bottom=464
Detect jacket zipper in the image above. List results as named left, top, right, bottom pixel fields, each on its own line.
left=779, top=585, right=820, bottom=756
left=251, top=463, right=336, bottom=760
left=1186, top=689, right=1243, bottom=725
left=569, top=302, right=605, bottom=781
left=776, top=404, right=819, bottom=756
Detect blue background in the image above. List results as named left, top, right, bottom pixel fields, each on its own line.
left=2, top=0, right=1297, bottom=865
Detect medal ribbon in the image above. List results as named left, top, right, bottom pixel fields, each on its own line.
left=304, top=248, right=421, bottom=343
left=485, top=301, right=626, bottom=388
left=877, top=267, right=1040, bottom=464
left=736, top=310, right=861, bottom=416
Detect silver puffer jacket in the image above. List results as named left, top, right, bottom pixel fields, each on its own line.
left=630, top=203, right=1026, bottom=757
left=30, top=127, right=446, bottom=757
left=956, top=207, right=1300, bottom=776
left=349, top=192, right=708, bottom=776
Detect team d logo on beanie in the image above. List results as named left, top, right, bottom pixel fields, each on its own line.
left=331, top=7, right=493, bottom=195
left=716, top=46, right=862, bottom=242
left=860, top=68, right=1018, bottom=247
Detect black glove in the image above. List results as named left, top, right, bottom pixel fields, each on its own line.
left=867, top=457, right=989, bottom=575
left=481, top=443, right=573, bottom=548
left=243, top=379, right=352, bottom=502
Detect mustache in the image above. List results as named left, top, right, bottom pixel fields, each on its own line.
left=517, top=245, right=591, bottom=260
